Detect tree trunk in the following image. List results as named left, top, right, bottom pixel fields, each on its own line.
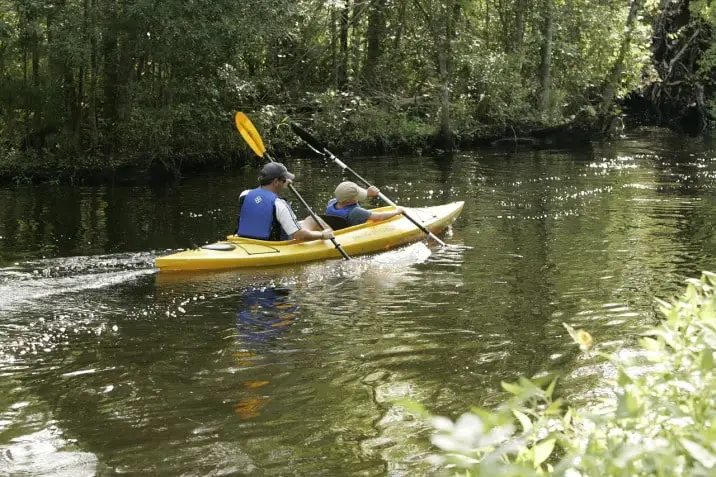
left=511, top=0, right=528, bottom=73
left=497, top=0, right=506, bottom=48
left=437, top=0, right=460, bottom=150
left=513, top=0, right=526, bottom=53
left=364, top=0, right=387, bottom=82
left=102, top=1, right=119, bottom=121
left=350, top=1, right=367, bottom=87
left=49, top=3, right=80, bottom=140
left=437, top=48, right=452, bottom=149
left=539, top=0, right=554, bottom=119
left=338, top=1, right=351, bottom=88
left=485, top=0, right=490, bottom=48
left=21, top=5, right=28, bottom=86
left=393, top=0, right=407, bottom=53
left=331, top=8, right=338, bottom=88
left=31, top=30, right=40, bottom=88
left=413, top=0, right=460, bottom=150
left=117, top=35, right=134, bottom=114
left=599, top=0, right=641, bottom=118
left=87, top=0, right=98, bottom=149
left=30, top=10, right=41, bottom=130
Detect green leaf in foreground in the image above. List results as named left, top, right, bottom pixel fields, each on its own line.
left=533, top=438, right=556, bottom=468
left=424, top=272, right=716, bottom=476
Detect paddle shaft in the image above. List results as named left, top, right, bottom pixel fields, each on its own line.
left=264, top=152, right=351, bottom=260
left=301, top=142, right=448, bottom=247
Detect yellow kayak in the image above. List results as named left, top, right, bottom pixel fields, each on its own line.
left=155, top=201, right=464, bottom=272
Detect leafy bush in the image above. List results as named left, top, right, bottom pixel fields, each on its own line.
left=454, top=50, right=539, bottom=126
left=290, top=91, right=436, bottom=153
left=421, top=272, right=716, bottom=476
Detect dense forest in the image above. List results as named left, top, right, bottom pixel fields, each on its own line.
left=0, top=0, right=713, bottom=181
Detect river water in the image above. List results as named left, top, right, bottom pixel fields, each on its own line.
left=0, top=128, right=714, bottom=475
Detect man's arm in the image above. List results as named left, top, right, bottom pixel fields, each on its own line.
left=275, top=199, right=334, bottom=241
left=274, top=199, right=301, bottom=236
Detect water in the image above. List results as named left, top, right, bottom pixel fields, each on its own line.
left=0, top=128, right=715, bottom=475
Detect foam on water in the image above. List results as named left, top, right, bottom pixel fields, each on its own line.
left=0, top=252, right=157, bottom=313
left=0, top=427, right=98, bottom=477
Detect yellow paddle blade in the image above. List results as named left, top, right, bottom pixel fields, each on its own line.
left=234, top=112, right=266, bottom=158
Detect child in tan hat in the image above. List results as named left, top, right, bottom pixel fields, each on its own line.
left=324, top=181, right=404, bottom=227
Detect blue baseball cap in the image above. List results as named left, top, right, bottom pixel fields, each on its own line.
left=260, top=162, right=295, bottom=182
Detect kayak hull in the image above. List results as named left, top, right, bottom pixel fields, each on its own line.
left=155, top=201, right=464, bottom=272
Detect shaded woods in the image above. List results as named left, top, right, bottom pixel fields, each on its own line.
left=0, top=0, right=713, bottom=182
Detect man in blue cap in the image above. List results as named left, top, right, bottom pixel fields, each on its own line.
left=236, top=162, right=334, bottom=242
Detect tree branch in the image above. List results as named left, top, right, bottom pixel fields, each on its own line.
left=665, top=27, right=701, bottom=82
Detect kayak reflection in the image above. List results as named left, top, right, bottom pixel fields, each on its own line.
left=233, top=285, right=299, bottom=419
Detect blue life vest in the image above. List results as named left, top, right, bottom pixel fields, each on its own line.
left=237, top=188, right=282, bottom=240
left=325, top=198, right=358, bottom=219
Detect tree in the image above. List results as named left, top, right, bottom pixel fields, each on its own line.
left=412, top=0, right=462, bottom=149
left=539, top=0, right=554, bottom=119
left=599, top=0, right=642, bottom=122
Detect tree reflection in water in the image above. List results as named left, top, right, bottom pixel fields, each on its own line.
left=233, top=285, right=298, bottom=419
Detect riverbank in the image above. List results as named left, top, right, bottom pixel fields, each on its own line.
left=0, top=111, right=694, bottom=186
left=0, top=147, right=247, bottom=185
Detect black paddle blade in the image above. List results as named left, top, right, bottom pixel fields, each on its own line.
left=290, top=123, right=324, bottom=151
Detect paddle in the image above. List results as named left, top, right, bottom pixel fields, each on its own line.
left=290, top=123, right=449, bottom=247
left=234, top=112, right=351, bottom=260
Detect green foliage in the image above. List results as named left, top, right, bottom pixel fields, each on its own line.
left=691, top=0, right=716, bottom=86
left=290, top=91, right=435, bottom=152
left=454, top=49, right=538, bottom=124
left=425, top=272, right=716, bottom=476
left=0, top=0, right=711, bottom=181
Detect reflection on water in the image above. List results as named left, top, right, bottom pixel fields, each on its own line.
left=233, top=285, right=299, bottom=420
left=0, top=129, right=715, bottom=474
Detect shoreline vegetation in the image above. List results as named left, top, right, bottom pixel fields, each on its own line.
left=419, top=272, right=716, bottom=476
left=0, top=0, right=713, bottom=185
